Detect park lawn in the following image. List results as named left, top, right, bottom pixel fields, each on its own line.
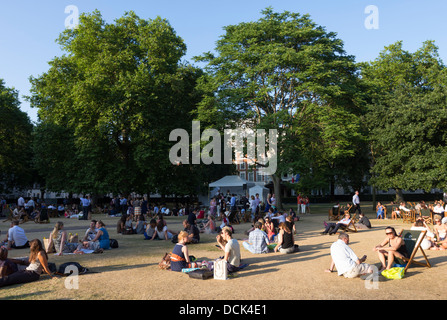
left=0, top=202, right=446, bottom=300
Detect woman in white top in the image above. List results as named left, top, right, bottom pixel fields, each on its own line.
left=0, top=239, right=55, bottom=287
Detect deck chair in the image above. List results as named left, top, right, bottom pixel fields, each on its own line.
left=397, top=229, right=431, bottom=273
left=328, top=206, right=341, bottom=221
left=402, top=209, right=416, bottom=223
left=336, top=213, right=358, bottom=233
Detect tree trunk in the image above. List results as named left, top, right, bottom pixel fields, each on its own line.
left=395, top=188, right=404, bottom=203
left=271, top=174, right=283, bottom=210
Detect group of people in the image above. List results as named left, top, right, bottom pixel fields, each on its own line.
left=324, top=226, right=409, bottom=278
left=0, top=218, right=110, bottom=288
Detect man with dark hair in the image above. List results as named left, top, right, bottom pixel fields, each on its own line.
left=242, top=221, right=269, bottom=254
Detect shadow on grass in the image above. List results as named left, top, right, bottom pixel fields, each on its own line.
left=0, top=290, right=52, bottom=300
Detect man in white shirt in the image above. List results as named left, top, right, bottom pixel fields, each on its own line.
left=17, top=196, right=25, bottom=209
left=325, top=233, right=373, bottom=278
left=352, top=190, right=361, bottom=214
left=4, top=220, right=29, bottom=250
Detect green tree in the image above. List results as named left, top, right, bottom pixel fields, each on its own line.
left=28, top=10, right=202, bottom=197
left=195, top=8, right=367, bottom=207
left=362, top=41, right=447, bottom=201
left=0, top=79, right=34, bottom=194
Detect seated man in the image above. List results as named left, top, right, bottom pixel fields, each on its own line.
left=321, top=212, right=352, bottom=235
left=325, top=233, right=374, bottom=278
left=182, top=220, right=200, bottom=244
left=4, top=220, right=29, bottom=250
left=242, top=221, right=269, bottom=254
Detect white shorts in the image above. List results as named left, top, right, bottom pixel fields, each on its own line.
left=343, top=263, right=373, bottom=278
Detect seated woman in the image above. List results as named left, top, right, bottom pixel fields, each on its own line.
left=274, top=222, right=299, bottom=254
left=264, top=217, right=276, bottom=241
left=376, top=202, right=385, bottom=219
left=151, top=220, right=175, bottom=240
left=170, top=231, right=202, bottom=272
left=201, top=214, right=216, bottom=234
left=0, top=239, right=55, bottom=287
left=47, top=221, right=78, bottom=255
left=373, top=227, right=409, bottom=271
left=432, top=214, right=447, bottom=250
left=411, top=217, right=435, bottom=250
left=79, top=220, right=110, bottom=251
left=144, top=219, right=158, bottom=240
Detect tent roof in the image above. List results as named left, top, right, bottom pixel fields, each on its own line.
left=209, top=175, right=248, bottom=188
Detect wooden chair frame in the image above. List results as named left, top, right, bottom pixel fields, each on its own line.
left=328, top=206, right=341, bottom=221
left=397, top=229, right=431, bottom=273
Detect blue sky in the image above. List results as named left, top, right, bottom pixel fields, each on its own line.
left=1, top=0, right=446, bottom=123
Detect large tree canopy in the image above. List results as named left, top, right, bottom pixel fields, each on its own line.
left=195, top=8, right=368, bottom=206
left=28, top=10, right=204, bottom=197
left=362, top=40, right=447, bottom=199
left=0, top=79, right=33, bottom=193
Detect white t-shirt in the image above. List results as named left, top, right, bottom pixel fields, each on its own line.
left=8, top=225, right=29, bottom=247
left=330, top=239, right=358, bottom=276
left=156, top=226, right=169, bottom=239
left=225, top=239, right=241, bottom=267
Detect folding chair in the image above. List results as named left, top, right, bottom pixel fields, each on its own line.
left=340, top=213, right=358, bottom=233
left=397, top=229, right=431, bottom=273
left=328, top=206, right=340, bottom=221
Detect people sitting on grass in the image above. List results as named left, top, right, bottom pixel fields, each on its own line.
left=77, top=220, right=110, bottom=252
left=216, top=227, right=241, bottom=273
left=355, top=212, right=371, bottom=230
left=82, top=220, right=98, bottom=242
left=3, top=220, right=29, bottom=250
left=274, top=222, right=299, bottom=254
left=243, top=221, right=270, bottom=254
left=325, top=233, right=374, bottom=279
left=373, top=227, right=408, bottom=272
left=47, top=221, right=78, bottom=255
left=150, top=220, right=176, bottom=241
left=144, top=219, right=157, bottom=240
left=200, top=214, right=217, bottom=234
left=0, top=239, right=55, bottom=288
left=170, top=231, right=202, bottom=272
left=321, top=212, right=352, bottom=235
left=181, top=219, right=200, bottom=244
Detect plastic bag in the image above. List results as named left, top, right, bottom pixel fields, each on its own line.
left=381, top=267, right=405, bottom=279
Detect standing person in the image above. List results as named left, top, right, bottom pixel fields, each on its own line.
left=0, top=239, right=55, bottom=288
left=229, top=194, right=237, bottom=224
left=300, top=196, right=306, bottom=215
left=254, top=194, right=261, bottom=217
left=17, top=196, right=25, bottom=211
left=79, top=195, right=90, bottom=220
left=133, top=197, right=141, bottom=222
left=216, top=227, right=241, bottom=273
left=209, top=197, right=217, bottom=218
left=325, top=233, right=374, bottom=278
left=4, top=220, right=29, bottom=250
left=373, top=227, right=408, bottom=272
left=352, top=191, right=361, bottom=214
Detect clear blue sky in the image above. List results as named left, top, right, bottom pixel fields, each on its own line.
left=1, top=0, right=446, bottom=123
